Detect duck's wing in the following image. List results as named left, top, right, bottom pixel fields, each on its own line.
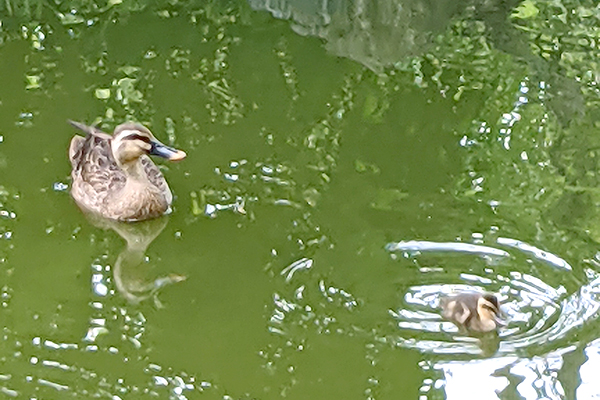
left=71, top=134, right=127, bottom=204
left=140, top=156, right=172, bottom=205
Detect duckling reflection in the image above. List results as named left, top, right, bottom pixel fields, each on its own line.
left=441, top=292, right=504, bottom=333
left=89, top=215, right=186, bottom=305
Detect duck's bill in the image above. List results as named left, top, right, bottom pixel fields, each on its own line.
left=150, top=141, right=187, bottom=161
left=493, top=313, right=508, bottom=327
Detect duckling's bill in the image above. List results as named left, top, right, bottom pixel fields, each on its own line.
left=150, top=141, right=187, bottom=161
left=492, top=310, right=507, bottom=327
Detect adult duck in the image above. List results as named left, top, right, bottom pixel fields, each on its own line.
left=69, top=120, right=186, bottom=221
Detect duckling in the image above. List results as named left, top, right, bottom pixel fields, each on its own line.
left=440, top=292, right=503, bottom=333
left=68, top=120, right=186, bottom=221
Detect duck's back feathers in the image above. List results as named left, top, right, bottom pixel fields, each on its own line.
left=441, top=294, right=476, bottom=325
left=69, top=135, right=86, bottom=168
left=70, top=134, right=128, bottom=215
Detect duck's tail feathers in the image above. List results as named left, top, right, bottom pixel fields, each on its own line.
left=68, top=120, right=112, bottom=140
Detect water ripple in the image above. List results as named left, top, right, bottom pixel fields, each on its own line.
left=281, top=257, right=313, bottom=282
left=497, top=237, right=572, bottom=271
left=386, top=237, right=592, bottom=356
left=386, top=240, right=510, bottom=258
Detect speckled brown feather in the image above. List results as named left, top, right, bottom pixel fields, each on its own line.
left=140, top=156, right=172, bottom=205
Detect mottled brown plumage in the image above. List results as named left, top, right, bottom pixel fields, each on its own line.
left=69, top=121, right=186, bottom=221
left=441, top=292, right=503, bottom=333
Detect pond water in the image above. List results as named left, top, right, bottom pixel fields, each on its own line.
left=2, top=0, right=600, bottom=399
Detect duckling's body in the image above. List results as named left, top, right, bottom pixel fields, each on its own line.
left=440, top=292, right=502, bottom=333
left=69, top=121, right=186, bottom=221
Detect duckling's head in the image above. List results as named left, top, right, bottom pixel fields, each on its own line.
left=477, top=294, right=502, bottom=326
left=111, top=123, right=186, bottom=167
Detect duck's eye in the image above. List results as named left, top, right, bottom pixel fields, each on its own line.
left=123, top=133, right=152, bottom=144
left=482, top=304, right=498, bottom=313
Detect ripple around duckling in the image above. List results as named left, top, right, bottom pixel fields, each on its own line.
left=385, top=240, right=510, bottom=259
left=385, top=237, right=598, bottom=357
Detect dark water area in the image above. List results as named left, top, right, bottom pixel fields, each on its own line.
left=1, top=0, right=600, bottom=399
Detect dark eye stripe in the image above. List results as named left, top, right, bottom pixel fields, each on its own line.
left=123, top=133, right=152, bottom=144
left=481, top=303, right=499, bottom=313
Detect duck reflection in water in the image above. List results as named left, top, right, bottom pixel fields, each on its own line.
left=90, top=215, right=186, bottom=306
left=441, top=292, right=505, bottom=333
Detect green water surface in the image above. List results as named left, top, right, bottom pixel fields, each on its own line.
left=2, top=0, right=600, bottom=399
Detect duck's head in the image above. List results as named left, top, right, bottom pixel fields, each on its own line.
left=477, top=294, right=504, bottom=327
left=111, top=123, right=186, bottom=167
